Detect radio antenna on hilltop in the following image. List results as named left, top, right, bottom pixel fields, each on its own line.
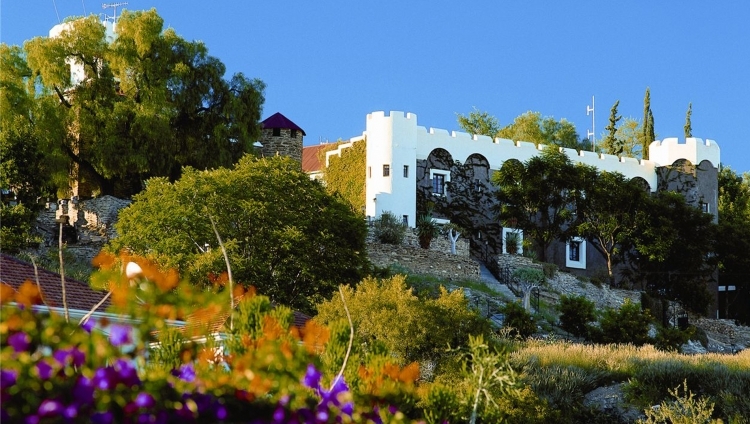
left=586, top=95, right=595, bottom=153
left=102, top=2, right=127, bottom=23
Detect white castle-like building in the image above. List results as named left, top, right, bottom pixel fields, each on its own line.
left=321, top=111, right=720, bottom=313
left=351, top=111, right=719, bottom=227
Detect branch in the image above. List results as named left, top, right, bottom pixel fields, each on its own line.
left=53, top=86, right=72, bottom=108
left=29, top=256, right=52, bottom=314
left=333, top=285, right=354, bottom=388
left=208, top=213, right=234, bottom=330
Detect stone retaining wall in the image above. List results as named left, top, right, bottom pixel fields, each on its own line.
left=367, top=242, right=480, bottom=280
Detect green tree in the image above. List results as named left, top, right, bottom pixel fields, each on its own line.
left=496, top=111, right=588, bottom=151
left=599, top=100, right=622, bottom=155
left=684, top=102, right=693, bottom=138
left=642, top=87, right=655, bottom=158
left=574, top=169, right=649, bottom=280
left=512, top=267, right=546, bottom=312
left=15, top=10, right=264, bottom=196
left=108, top=155, right=368, bottom=314
left=615, top=117, right=646, bottom=158
left=320, top=139, right=366, bottom=213
left=315, top=275, right=492, bottom=368
left=456, top=107, right=500, bottom=138
left=715, top=167, right=750, bottom=323
left=493, top=147, right=578, bottom=261
left=625, top=192, right=717, bottom=314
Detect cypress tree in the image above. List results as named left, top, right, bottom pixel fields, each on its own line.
left=684, top=102, right=693, bottom=138
left=602, top=100, right=622, bottom=155
left=642, top=88, right=652, bottom=158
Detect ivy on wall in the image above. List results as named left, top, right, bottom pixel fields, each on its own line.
left=319, top=139, right=366, bottom=214
left=416, top=149, right=502, bottom=261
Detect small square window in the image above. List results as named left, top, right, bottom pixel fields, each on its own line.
left=403, top=165, right=409, bottom=178
left=383, top=164, right=390, bottom=177
left=272, top=128, right=281, bottom=137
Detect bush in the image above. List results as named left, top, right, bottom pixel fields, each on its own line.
left=373, top=211, right=407, bottom=245
left=654, top=325, right=694, bottom=353
left=558, top=295, right=596, bottom=339
left=541, top=263, right=557, bottom=279
left=499, top=301, right=536, bottom=339
left=594, top=299, right=653, bottom=346
left=637, top=380, right=719, bottom=424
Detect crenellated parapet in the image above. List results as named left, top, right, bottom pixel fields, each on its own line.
left=649, top=137, right=720, bottom=168
left=360, top=111, right=721, bottom=223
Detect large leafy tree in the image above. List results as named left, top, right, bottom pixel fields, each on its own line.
left=13, top=9, right=264, bottom=197
left=573, top=169, right=649, bottom=280
left=715, top=167, right=750, bottom=323
left=497, top=111, right=589, bottom=151
left=456, top=107, right=501, bottom=138
left=493, top=147, right=578, bottom=262
left=625, top=191, right=717, bottom=314
left=109, top=155, right=369, bottom=314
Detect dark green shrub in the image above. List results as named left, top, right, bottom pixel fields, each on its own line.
left=499, top=300, right=536, bottom=339
left=640, top=292, right=666, bottom=326
left=541, top=262, right=557, bottom=279
left=558, top=294, right=596, bottom=338
left=595, top=299, right=652, bottom=345
left=373, top=211, right=407, bottom=244
left=654, top=325, right=694, bottom=352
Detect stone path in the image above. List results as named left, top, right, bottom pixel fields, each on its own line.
left=476, top=260, right=517, bottom=299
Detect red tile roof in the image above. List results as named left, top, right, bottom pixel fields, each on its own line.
left=302, top=144, right=335, bottom=173
left=262, top=112, right=306, bottom=136
left=0, top=253, right=110, bottom=311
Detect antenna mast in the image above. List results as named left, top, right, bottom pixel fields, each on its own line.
left=586, top=96, right=595, bottom=153
left=102, top=2, right=128, bottom=24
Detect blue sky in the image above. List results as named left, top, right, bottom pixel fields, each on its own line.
left=2, top=1, right=749, bottom=173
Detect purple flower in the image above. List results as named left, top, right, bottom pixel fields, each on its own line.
left=81, top=319, right=96, bottom=333
left=91, top=411, right=114, bottom=424
left=134, top=392, right=155, bottom=408
left=0, top=369, right=18, bottom=388
left=302, top=364, right=322, bottom=391
left=38, top=399, right=64, bottom=417
left=36, top=361, right=54, bottom=380
left=53, top=347, right=85, bottom=367
left=172, top=363, right=195, bottom=382
left=114, top=359, right=140, bottom=386
left=216, top=405, right=227, bottom=420
left=63, top=404, right=79, bottom=419
left=8, top=332, right=30, bottom=353
left=93, top=367, right=115, bottom=390
left=109, top=324, right=132, bottom=347
left=73, top=376, right=94, bottom=405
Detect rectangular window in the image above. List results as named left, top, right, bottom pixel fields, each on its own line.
left=569, top=241, right=581, bottom=261
left=383, top=164, right=390, bottom=177
left=403, top=165, right=409, bottom=178
left=290, top=129, right=297, bottom=138
left=368, top=166, right=371, bottom=178
left=432, top=174, right=445, bottom=195
left=402, top=215, right=408, bottom=225
left=475, top=178, right=482, bottom=192
left=701, top=202, right=710, bottom=213
left=272, top=128, right=281, bottom=137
